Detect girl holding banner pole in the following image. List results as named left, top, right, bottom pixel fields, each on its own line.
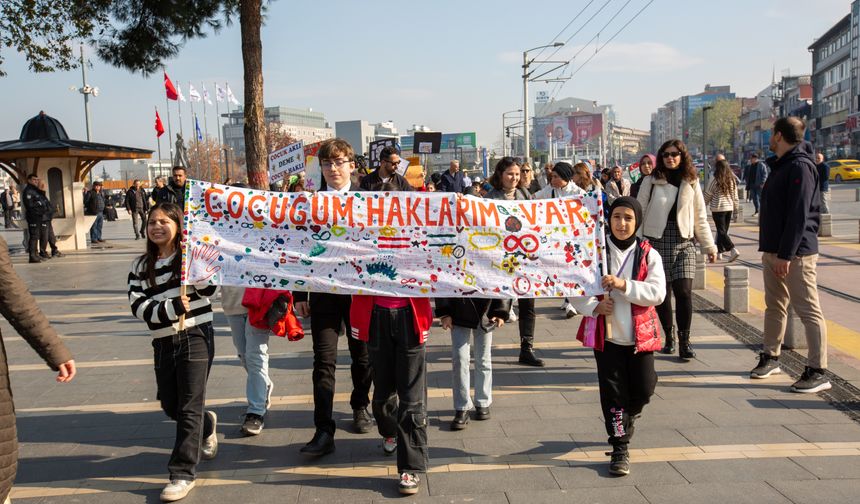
left=127, top=202, right=218, bottom=502
left=485, top=156, right=546, bottom=366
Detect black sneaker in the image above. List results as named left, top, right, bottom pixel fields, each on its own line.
left=606, top=448, right=630, bottom=476
left=791, top=366, right=832, bottom=394
left=398, top=472, right=420, bottom=495
left=750, top=353, right=781, bottom=379
left=353, top=407, right=373, bottom=434
left=241, top=413, right=264, bottom=436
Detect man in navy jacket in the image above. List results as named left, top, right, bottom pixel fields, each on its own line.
left=751, top=116, right=830, bottom=394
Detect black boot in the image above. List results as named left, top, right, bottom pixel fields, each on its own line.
left=660, top=327, right=675, bottom=355
left=678, top=330, right=696, bottom=360
left=518, top=338, right=545, bottom=367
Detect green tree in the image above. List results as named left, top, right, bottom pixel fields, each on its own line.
left=688, top=98, right=742, bottom=156
left=1, top=0, right=271, bottom=190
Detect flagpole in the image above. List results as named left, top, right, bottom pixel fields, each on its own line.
left=189, top=82, right=199, bottom=176
left=155, top=106, right=164, bottom=175
left=176, top=80, right=185, bottom=165
left=225, top=82, right=233, bottom=181
left=162, top=67, right=174, bottom=163
left=214, top=82, right=224, bottom=177
left=201, top=82, right=212, bottom=182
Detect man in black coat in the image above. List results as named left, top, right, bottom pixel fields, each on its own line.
left=21, top=174, right=50, bottom=263
left=360, top=146, right=413, bottom=191
left=125, top=180, right=150, bottom=240
left=752, top=116, right=830, bottom=394
left=168, top=166, right=188, bottom=209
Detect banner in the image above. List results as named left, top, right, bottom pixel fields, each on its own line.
left=268, top=141, right=305, bottom=183
left=183, top=181, right=607, bottom=298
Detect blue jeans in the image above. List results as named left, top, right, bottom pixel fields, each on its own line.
left=89, top=213, right=103, bottom=241
left=451, top=325, right=493, bottom=411
left=749, top=187, right=762, bottom=213
left=227, top=314, right=273, bottom=416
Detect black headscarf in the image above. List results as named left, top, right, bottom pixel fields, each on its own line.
left=552, top=162, right=574, bottom=182
left=608, top=196, right=642, bottom=250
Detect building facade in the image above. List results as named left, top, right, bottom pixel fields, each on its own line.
left=809, top=14, right=852, bottom=159
left=222, top=106, right=334, bottom=161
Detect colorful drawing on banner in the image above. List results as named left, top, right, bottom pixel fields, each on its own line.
left=302, top=141, right=322, bottom=191
left=268, top=141, right=305, bottom=183
left=182, top=180, right=606, bottom=298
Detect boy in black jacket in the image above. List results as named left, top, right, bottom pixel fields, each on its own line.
left=436, top=297, right=511, bottom=430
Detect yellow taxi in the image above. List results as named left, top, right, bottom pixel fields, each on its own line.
left=827, top=159, right=860, bottom=183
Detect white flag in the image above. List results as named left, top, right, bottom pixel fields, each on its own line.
left=178, top=83, right=186, bottom=102
left=215, top=84, right=226, bottom=103
left=226, top=84, right=240, bottom=106
left=189, top=83, right=202, bottom=102
left=201, top=83, right=213, bottom=105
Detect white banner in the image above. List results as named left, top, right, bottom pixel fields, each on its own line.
left=267, top=141, right=305, bottom=183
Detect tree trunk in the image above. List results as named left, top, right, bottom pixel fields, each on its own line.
left=240, top=0, right=268, bottom=190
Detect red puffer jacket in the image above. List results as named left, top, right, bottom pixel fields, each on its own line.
left=242, top=288, right=304, bottom=341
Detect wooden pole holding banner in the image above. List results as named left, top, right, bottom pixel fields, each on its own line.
left=178, top=284, right=187, bottom=332
left=597, top=186, right=612, bottom=341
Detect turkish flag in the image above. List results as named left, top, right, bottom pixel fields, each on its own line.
left=155, top=109, right=165, bottom=137
left=164, top=71, right=178, bottom=101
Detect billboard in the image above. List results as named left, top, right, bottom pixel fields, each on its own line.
left=686, top=93, right=735, bottom=117
left=534, top=114, right=603, bottom=151
left=400, top=132, right=476, bottom=153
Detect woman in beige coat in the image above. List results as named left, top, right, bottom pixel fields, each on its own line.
left=637, top=140, right=717, bottom=361
left=0, top=235, right=76, bottom=503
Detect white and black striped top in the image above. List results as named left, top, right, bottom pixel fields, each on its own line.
left=128, top=253, right=217, bottom=338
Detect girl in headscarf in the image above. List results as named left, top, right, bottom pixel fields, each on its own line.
left=630, top=154, right=655, bottom=198
left=570, top=197, right=665, bottom=477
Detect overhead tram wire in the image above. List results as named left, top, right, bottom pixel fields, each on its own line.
left=533, top=0, right=615, bottom=71
left=530, top=0, right=598, bottom=63
left=540, top=0, right=654, bottom=108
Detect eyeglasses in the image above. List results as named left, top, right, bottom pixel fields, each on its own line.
left=662, top=151, right=681, bottom=158
left=320, top=158, right=352, bottom=169
left=383, top=159, right=401, bottom=165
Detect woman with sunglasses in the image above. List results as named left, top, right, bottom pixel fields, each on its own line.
left=637, top=140, right=716, bottom=360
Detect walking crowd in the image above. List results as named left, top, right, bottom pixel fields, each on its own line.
left=0, top=116, right=830, bottom=503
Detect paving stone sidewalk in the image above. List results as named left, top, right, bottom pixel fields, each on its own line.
left=1, top=220, right=859, bottom=504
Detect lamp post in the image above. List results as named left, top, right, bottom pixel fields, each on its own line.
left=523, top=43, right=564, bottom=164
left=502, top=109, right=522, bottom=157
left=703, top=105, right=713, bottom=186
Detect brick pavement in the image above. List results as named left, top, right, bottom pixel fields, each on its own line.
left=1, top=212, right=859, bottom=504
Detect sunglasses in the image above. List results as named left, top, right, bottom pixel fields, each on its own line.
left=662, top=151, right=681, bottom=158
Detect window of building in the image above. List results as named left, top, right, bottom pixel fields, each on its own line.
left=47, top=167, right=65, bottom=219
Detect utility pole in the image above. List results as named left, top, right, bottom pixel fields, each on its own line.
left=522, top=43, right=565, bottom=165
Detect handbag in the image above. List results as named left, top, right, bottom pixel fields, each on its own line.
left=576, top=298, right=606, bottom=351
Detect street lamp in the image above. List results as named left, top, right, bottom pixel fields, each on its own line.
left=523, top=42, right=564, bottom=164
left=703, top=105, right=713, bottom=185
left=502, top=109, right=522, bottom=157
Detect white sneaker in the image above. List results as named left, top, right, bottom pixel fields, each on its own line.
left=508, top=308, right=518, bottom=322
left=727, top=249, right=740, bottom=262
left=201, top=410, right=218, bottom=460
left=383, top=436, right=397, bottom=455
left=161, top=479, right=195, bottom=502
left=563, top=303, right=577, bottom=319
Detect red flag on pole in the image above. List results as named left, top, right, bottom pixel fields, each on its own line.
left=155, top=109, right=165, bottom=137
left=164, top=71, right=179, bottom=101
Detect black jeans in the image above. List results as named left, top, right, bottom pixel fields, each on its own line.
left=517, top=298, right=536, bottom=347
left=39, top=220, right=58, bottom=256
left=368, top=306, right=428, bottom=474
left=711, top=211, right=735, bottom=253
left=27, top=222, right=47, bottom=260
left=153, top=323, right=215, bottom=481
left=656, top=278, right=693, bottom=335
left=309, top=293, right=372, bottom=435
left=594, top=342, right=657, bottom=447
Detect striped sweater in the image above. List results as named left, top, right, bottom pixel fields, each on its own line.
left=128, top=253, right=217, bottom=338
left=703, top=178, right=738, bottom=213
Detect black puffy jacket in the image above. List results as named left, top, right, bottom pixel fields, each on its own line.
left=434, top=297, right=511, bottom=330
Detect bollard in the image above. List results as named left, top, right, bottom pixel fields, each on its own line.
left=737, top=188, right=746, bottom=201
left=782, top=305, right=808, bottom=350
left=734, top=205, right=743, bottom=223
left=723, top=266, right=749, bottom=313
left=819, top=213, right=832, bottom=237
left=856, top=187, right=860, bottom=202
left=693, top=251, right=706, bottom=290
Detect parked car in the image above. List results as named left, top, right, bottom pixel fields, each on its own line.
left=827, top=159, right=860, bottom=183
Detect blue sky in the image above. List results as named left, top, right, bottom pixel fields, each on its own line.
left=0, top=0, right=851, bottom=166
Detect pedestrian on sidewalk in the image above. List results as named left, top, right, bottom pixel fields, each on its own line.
left=126, top=179, right=150, bottom=240
left=84, top=181, right=106, bottom=245
left=630, top=154, right=655, bottom=198
left=0, top=185, right=19, bottom=229
left=350, top=290, right=432, bottom=495
left=637, top=139, right=717, bottom=360
left=605, top=165, right=631, bottom=205
left=37, top=180, right=63, bottom=259
left=293, top=139, right=374, bottom=457
left=22, top=174, right=50, bottom=263
left=518, top=159, right=574, bottom=361
left=127, top=202, right=219, bottom=502
left=751, top=117, right=831, bottom=394
left=704, top=159, right=740, bottom=262
left=571, top=197, right=665, bottom=476
left=0, top=234, right=76, bottom=504
left=745, top=153, right=769, bottom=217
left=815, top=152, right=830, bottom=214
